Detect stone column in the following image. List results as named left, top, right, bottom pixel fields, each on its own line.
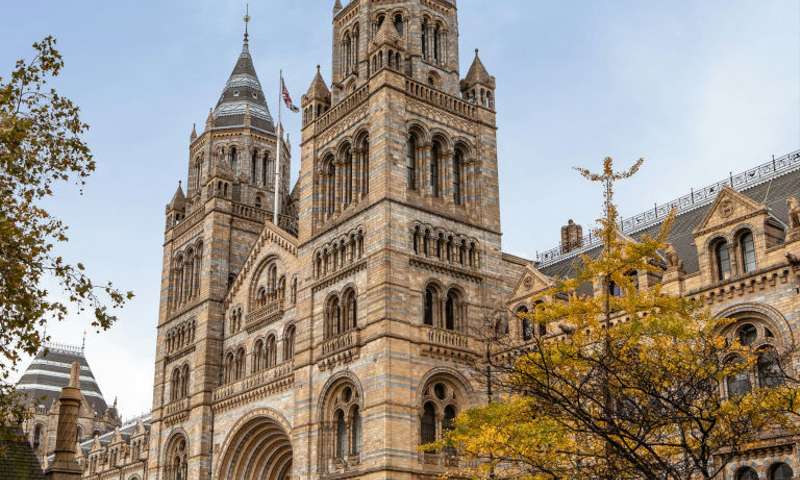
left=45, top=362, right=82, bottom=480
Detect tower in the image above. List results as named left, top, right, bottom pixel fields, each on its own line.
left=147, top=22, right=293, bottom=479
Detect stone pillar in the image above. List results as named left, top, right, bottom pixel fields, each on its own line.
left=45, top=362, right=82, bottom=480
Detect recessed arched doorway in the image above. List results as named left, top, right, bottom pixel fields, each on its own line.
left=217, top=416, right=293, bottom=480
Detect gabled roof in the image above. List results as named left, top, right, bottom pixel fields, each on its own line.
left=372, top=19, right=402, bottom=49
left=16, top=343, right=109, bottom=415
left=0, top=427, right=45, bottom=480
left=211, top=33, right=274, bottom=133
left=538, top=158, right=800, bottom=285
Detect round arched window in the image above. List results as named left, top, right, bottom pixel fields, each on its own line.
left=737, top=324, right=757, bottom=346
left=770, top=463, right=794, bottom=480
left=735, top=466, right=758, bottom=480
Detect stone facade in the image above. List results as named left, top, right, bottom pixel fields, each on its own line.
left=69, top=1, right=800, bottom=479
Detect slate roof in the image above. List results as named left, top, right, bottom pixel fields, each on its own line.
left=538, top=152, right=800, bottom=287
left=211, top=33, right=274, bottom=133
left=0, top=427, right=45, bottom=480
left=16, top=343, right=108, bottom=415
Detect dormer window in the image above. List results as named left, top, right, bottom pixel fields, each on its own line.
left=233, top=90, right=240, bottom=97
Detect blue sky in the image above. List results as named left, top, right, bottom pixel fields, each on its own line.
left=2, top=0, right=798, bottom=417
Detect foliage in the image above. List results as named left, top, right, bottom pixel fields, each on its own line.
left=438, top=158, right=800, bottom=479
left=0, top=37, right=133, bottom=424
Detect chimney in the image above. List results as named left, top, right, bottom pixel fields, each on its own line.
left=560, top=219, right=583, bottom=253
left=45, top=362, right=83, bottom=479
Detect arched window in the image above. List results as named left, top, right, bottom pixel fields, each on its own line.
left=737, top=323, right=757, bottom=346
left=360, top=136, right=370, bottom=197
left=757, top=348, right=785, bottom=388
left=261, top=152, right=270, bottom=186
left=32, top=423, right=42, bottom=449
left=171, top=368, right=181, bottom=402
left=251, top=149, right=257, bottom=183
left=326, top=296, right=342, bottom=338
left=453, top=149, right=464, bottom=205
left=181, top=363, right=190, bottom=398
left=713, top=239, right=731, bottom=281
left=166, top=436, right=188, bottom=480
left=326, top=159, right=336, bottom=216
left=350, top=406, right=362, bottom=455
left=229, top=146, right=238, bottom=174
left=266, top=335, right=277, bottom=368
left=445, top=289, right=460, bottom=331
left=235, top=347, right=246, bottom=380
left=253, top=339, right=264, bottom=372
left=495, top=314, right=509, bottom=337
left=421, top=19, right=429, bottom=60
left=324, top=382, right=362, bottom=467
left=433, top=23, right=441, bottom=63
left=739, top=230, right=757, bottom=274
left=342, top=145, right=353, bottom=207
left=735, top=467, right=759, bottom=480
left=284, top=325, right=296, bottom=360
left=424, top=285, right=438, bottom=326
left=769, top=463, right=794, bottom=480
left=608, top=280, right=623, bottom=297
left=517, top=306, right=533, bottom=341
left=343, top=289, right=358, bottom=330
left=335, top=409, right=347, bottom=459
left=431, top=142, right=441, bottom=197
left=725, top=356, right=752, bottom=397
left=420, top=402, right=437, bottom=444
left=224, top=352, right=234, bottom=383
left=393, top=14, right=404, bottom=36
left=419, top=378, right=463, bottom=451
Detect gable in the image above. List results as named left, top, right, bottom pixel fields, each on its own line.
left=510, top=264, right=553, bottom=301
left=694, top=186, right=766, bottom=236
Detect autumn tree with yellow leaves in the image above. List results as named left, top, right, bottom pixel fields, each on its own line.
left=438, top=158, right=800, bottom=480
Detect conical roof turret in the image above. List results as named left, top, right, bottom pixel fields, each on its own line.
left=462, top=49, right=496, bottom=89
left=167, top=182, right=186, bottom=211
left=211, top=32, right=275, bottom=133
left=304, top=65, right=331, bottom=103
left=333, top=0, right=343, bottom=15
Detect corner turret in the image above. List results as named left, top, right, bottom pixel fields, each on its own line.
left=302, top=66, right=331, bottom=126
left=461, top=49, right=496, bottom=110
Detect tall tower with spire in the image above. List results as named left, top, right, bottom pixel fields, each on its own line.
left=148, top=14, right=295, bottom=480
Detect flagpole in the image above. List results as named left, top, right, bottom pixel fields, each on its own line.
left=273, top=70, right=282, bottom=225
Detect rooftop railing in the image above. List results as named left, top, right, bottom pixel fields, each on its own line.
left=536, top=148, right=800, bottom=268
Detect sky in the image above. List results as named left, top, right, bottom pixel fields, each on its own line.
left=2, top=0, right=798, bottom=418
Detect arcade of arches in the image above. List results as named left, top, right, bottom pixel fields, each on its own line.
left=217, top=416, right=293, bottom=480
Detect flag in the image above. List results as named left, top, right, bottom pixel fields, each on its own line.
left=281, top=76, right=300, bottom=113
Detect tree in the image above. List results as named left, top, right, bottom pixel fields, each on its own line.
left=439, top=158, right=800, bottom=479
left=0, top=37, right=133, bottom=423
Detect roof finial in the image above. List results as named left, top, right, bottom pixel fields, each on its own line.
left=81, top=330, right=86, bottom=352
left=243, top=3, right=251, bottom=44
left=475, top=48, right=480, bottom=58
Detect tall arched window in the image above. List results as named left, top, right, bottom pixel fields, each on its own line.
left=181, top=363, right=190, bottom=398
left=324, top=382, right=362, bottom=467
left=739, top=230, right=757, bottom=273
left=421, top=19, right=429, bottom=60
left=344, top=289, right=358, bottom=330
left=326, top=160, right=336, bottom=216
left=166, top=436, right=188, bottom=480
left=424, top=285, right=438, bottom=326
left=229, top=146, right=238, bottom=174
left=261, top=152, right=270, bottom=186
left=360, top=136, right=370, bottom=196
left=757, top=348, right=785, bottom=388
left=430, top=142, right=441, bottom=197
left=171, top=368, right=181, bottom=402
left=713, top=239, right=731, bottom=281
left=453, top=148, right=464, bottom=205
left=235, top=347, right=246, bottom=380
left=284, top=325, right=296, bottom=360
left=342, top=145, right=353, bottom=207
left=253, top=339, right=264, bottom=372
left=32, top=423, right=42, bottom=449
left=326, top=296, right=342, bottom=338
left=725, top=356, right=752, bottom=397
left=735, top=467, right=758, bottom=480
left=407, top=134, right=417, bottom=189
left=433, top=23, right=441, bottom=63
left=769, top=463, right=794, bottom=480
left=517, top=306, right=533, bottom=341
left=445, top=289, right=460, bottom=331
left=251, top=149, right=257, bottom=183
left=266, top=335, right=277, bottom=368
left=419, top=378, right=463, bottom=452
left=394, top=14, right=404, bottom=36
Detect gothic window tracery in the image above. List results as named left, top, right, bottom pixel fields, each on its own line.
left=165, top=435, right=188, bottom=480
left=724, top=319, right=787, bottom=397
left=322, top=382, right=362, bottom=469
left=419, top=378, right=463, bottom=454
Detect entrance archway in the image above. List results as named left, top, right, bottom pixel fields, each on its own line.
left=218, top=415, right=292, bottom=480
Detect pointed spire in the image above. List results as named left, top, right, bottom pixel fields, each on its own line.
left=210, top=8, right=275, bottom=132
left=462, top=48, right=496, bottom=89
left=305, top=65, right=331, bottom=102
left=243, top=3, right=251, bottom=46
left=333, top=0, right=343, bottom=15
left=168, top=181, right=186, bottom=211
left=190, top=123, right=197, bottom=141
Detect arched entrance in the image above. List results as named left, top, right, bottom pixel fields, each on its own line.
left=218, top=416, right=293, bottom=480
